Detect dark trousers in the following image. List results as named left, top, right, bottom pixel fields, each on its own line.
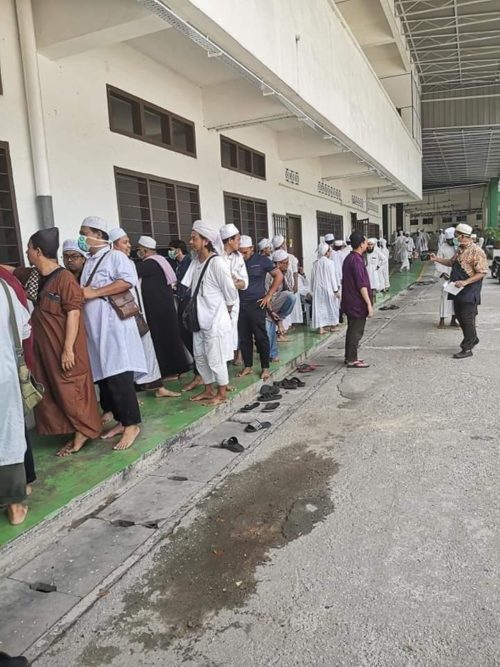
left=238, top=301, right=270, bottom=369
left=177, top=299, right=198, bottom=375
left=97, top=371, right=141, bottom=426
left=345, top=316, right=366, bottom=363
left=454, top=301, right=478, bottom=351
left=24, top=428, right=36, bottom=484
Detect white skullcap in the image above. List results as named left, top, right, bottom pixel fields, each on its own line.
left=109, top=228, right=127, bottom=243
left=239, top=235, right=253, bottom=248
left=316, top=242, right=329, bottom=259
left=324, top=233, right=335, bottom=242
left=82, top=216, right=108, bottom=233
left=471, top=233, right=477, bottom=240
left=138, top=235, right=156, bottom=249
left=192, top=220, right=224, bottom=255
left=455, top=223, right=473, bottom=236
left=444, top=227, right=455, bottom=240
left=258, top=238, right=272, bottom=251
left=272, top=234, right=285, bottom=249
left=220, top=223, right=239, bottom=241
left=367, top=238, right=377, bottom=244
left=62, top=239, right=86, bottom=255
left=272, top=249, right=288, bottom=262
left=333, top=240, right=344, bottom=247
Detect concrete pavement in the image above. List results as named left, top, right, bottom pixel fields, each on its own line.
left=5, top=269, right=500, bottom=666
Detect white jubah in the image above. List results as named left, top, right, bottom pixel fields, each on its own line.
left=288, top=253, right=303, bottom=324
left=310, top=246, right=339, bottom=329
left=379, top=239, right=391, bottom=290
left=223, top=250, right=248, bottom=350
left=182, top=255, right=237, bottom=386
left=365, top=244, right=386, bottom=291
left=434, top=235, right=456, bottom=319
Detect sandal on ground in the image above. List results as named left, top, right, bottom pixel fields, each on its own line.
left=346, top=360, right=370, bottom=368
left=258, top=393, right=282, bottom=402
left=220, top=437, right=244, bottom=453
left=344, top=359, right=364, bottom=365
left=274, top=379, right=297, bottom=390
left=296, top=363, right=320, bottom=373
left=240, top=402, right=260, bottom=413
left=244, top=420, right=272, bottom=433
left=262, top=402, right=280, bottom=412
left=289, top=377, right=306, bottom=387
left=260, top=384, right=280, bottom=395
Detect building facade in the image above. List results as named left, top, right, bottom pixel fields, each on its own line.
left=0, top=0, right=422, bottom=272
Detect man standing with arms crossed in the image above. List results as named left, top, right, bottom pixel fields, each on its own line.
left=341, top=231, right=373, bottom=368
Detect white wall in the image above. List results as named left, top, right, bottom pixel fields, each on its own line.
left=0, top=0, right=39, bottom=254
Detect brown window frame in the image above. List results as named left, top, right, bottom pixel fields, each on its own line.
left=114, top=166, right=201, bottom=250
left=107, top=85, right=197, bottom=158
left=0, top=141, right=23, bottom=266
left=223, top=191, right=269, bottom=242
left=220, top=135, right=266, bottom=180
left=316, top=210, right=343, bottom=242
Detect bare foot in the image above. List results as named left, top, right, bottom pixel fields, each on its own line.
left=113, top=425, right=141, bottom=450
left=437, top=323, right=445, bottom=329
left=26, top=485, right=33, bottom=496
left=101, top=411, right=113, bottom=426
left=318, top=328, right=327, bottom=335
left=56, top=432, right=89, bottom=457
left=7, top=503, right=28, bottom=525
left=227, top=385, right=236, bottom=392
left=101, top=424, right=125, bottom=440
left=155, top=387, right=181, bottom=398
left=190, top=390, right=215, bottom=402
left=238, top=367, right=254, bottom=378
left=201, top=396, right=227, bottom=406
left=182, top=375, right=204, bottom=392
left=260, top=369, right=271, bottom=380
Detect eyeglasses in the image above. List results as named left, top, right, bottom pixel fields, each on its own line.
left=64, top=253, right=84, bottom=261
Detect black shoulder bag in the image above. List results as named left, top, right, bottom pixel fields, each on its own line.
left=181, top=255, right=216, bottom=333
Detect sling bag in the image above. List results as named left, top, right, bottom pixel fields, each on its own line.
left=84, top=250, right=140, bottom=321
left=1, top=279, right=44, bottom=414
left=181, top=254, right=216, bottom=333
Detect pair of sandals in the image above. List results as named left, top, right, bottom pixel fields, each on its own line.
left=296, top=363, right=321, bottom=373
left=258, top=384, right=282, bottom=402
left=240, top=401, right=280, bottom=413
left=219, top=419, right=272, bottom=453
left=274, top=377, right=305, bottom=390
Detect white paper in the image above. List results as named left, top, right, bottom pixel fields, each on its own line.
left=443, top=280, right=464, bottom=296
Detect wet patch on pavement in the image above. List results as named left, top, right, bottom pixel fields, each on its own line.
left=76, top=442, right=338, bottom=664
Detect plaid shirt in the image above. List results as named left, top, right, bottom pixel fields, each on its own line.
left=456, top=243, right=488, bottom=278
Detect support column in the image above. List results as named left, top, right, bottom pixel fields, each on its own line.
left=15, top=0, right=54, bottom=229
left=488, top=178, right=499, bottom=229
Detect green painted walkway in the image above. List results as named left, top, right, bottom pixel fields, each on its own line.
left=0, top=259, right=426, bottom=548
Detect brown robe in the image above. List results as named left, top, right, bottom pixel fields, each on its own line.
left=15, top=267, right=101, bottom=438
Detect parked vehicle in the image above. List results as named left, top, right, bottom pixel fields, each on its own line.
left=491, top=256, right=500, bottom=280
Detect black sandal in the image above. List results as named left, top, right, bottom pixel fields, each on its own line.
left=220, top=437, right=244, bottom=453
left=262, top=402, right=280, bottom=412
left=240, top=402, right=259, bottom=413
left=244, top=421, right=272, bottom=433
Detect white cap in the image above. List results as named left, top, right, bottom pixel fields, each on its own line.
left=239, top=235, right=253, bottom=248
left=62, top=239, right=86, bottom=256
left=272, top=234, right=285, bottom=249
left=220, top=223, right=239, bottom=241
left=258, top=238, right=272, bottom=251
left=471, top=233, right=477, bottom=240
left=444, top=227, right=455, bottom=240
left=82, top=216, right=108, bottom=233
left=367, top=238, right=377, bottom=244
left=333, top=240, right=344, bottom=247
left=272, top=249, right=288, bottom=262
left=324, top=233, right=335, bottom=242
left=109, top=228, right=127, bottom=243
left=138, top=235, right=156, bottom=249
left=455, top=223, right=473, bottom=236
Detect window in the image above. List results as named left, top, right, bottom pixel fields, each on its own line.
left=107, top=85, right=196, bottom=157
left=220, top=136, right=266, bottom=179
left=368, top=223, right=380, bottom=238
left=423, top=217, right=433, bottom=225
left=223, top=193, right=268, bottom=241
left=115, top=168, right=200, bottom=248
left=476, top=213, right=483, bottom=221
left=352, top=218, right=369, bottom=236
left=410, top=219, right=419, bottom=226
left=0, top=143, right=22, bottom=265
left=316, top=210, right=343, bottom=241
left=456, top=214, right=466, bottom=223
left=442, top=216, right=452, bottom=223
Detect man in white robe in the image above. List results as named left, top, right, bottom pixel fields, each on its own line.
left=405, top=233, right=416, bottom=257
left=310, top=242, right=340, bottom=333
left=182, top=220, right=238, bottom=405
left=0, top=279, right=31, bottom=525
left=416, top=229, right=430, bottom=256
left=80, top=216, right=147, bottom=451
left=434, top=226, right=458, bottom=329
left=220, top=223, right=248, bottom=357
left=366, top=238, right=387, bottom=301
left=378, top=238, right=391, bottom=291
left=272, top=234, right=301, bottom=328
left=437, top=229, right=446, bottom=251
left=393, top=231, right=406, bottom=264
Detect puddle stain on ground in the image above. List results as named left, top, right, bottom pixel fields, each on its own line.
left=77, top=442, right=338, bottom=664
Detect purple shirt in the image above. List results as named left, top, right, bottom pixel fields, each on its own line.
left=341, top=251, right=370, bottom=318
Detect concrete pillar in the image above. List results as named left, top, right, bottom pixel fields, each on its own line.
left=15, top=0, right=54, bottom=229
left=487, top=178, right=499, bottom=229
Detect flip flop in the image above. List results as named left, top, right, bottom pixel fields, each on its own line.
left=258, top=393, right=282, bottom=402
left=289, top=377, right=306, bottom=387
left=262, top=402, right=280, bottom=412
left=273, top=379, right=297, bottom=390
left=244, top=421, right=272, bottom=433
left=220, top=437, right=244, bottom=453
left=240, top=402, right=260, bottom=413
left=347, top=360, right=370, bottom=368
left=260, top=384, right=280, bottom=395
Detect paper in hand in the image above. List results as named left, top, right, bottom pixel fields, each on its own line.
left=443, top=280, right=464, bottom=296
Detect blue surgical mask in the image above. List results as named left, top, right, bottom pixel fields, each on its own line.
left=453, top=238, right=460, bottom=249
left=78, top=235, right=89, bottom=253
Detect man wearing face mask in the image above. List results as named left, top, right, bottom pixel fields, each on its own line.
left=79, top=216, right=147, bottom=450
left=430, top=223, right=488, bottom=359
left=136, top=236, right=190, bottom=381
